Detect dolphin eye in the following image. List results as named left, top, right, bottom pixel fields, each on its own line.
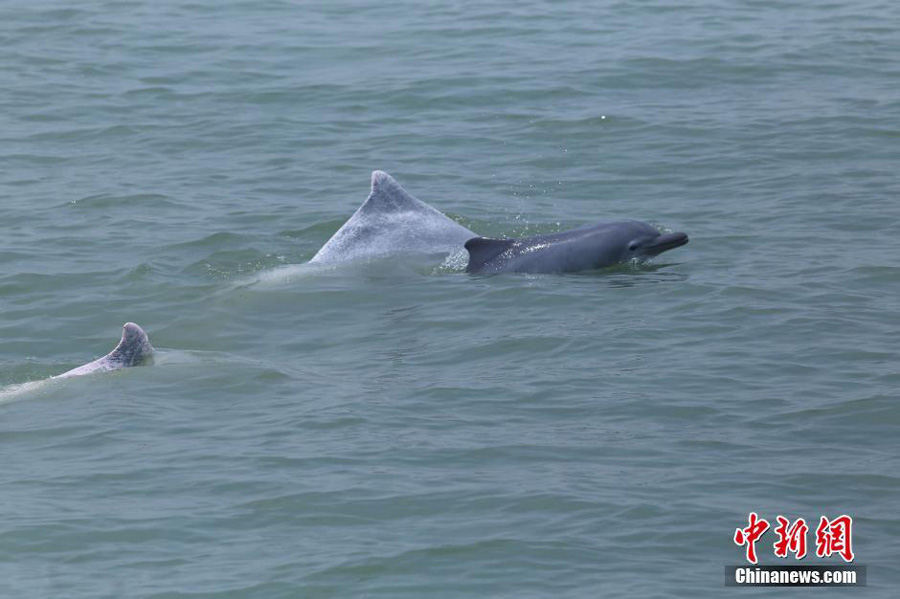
left=628, top=242, right=639, bottom=251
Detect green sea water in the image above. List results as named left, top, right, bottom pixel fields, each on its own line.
left=2, top=1, right=899, bottom=597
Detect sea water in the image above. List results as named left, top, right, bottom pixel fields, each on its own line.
left=1, top=1, right=898, bottom=597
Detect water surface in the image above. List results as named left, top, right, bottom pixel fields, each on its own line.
left=2, top=1, right=899, bottom=597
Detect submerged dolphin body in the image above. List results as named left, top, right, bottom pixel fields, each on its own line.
left=465, top=221, right=689, bottom=274
left=53, top=322, right=154, bottom=379
left=309, top=171, right=476, bottom=265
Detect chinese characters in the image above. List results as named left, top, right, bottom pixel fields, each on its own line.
left=734, top=513, right=854, bottom=564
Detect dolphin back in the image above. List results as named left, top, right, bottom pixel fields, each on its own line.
left=464, top=237, right=516, bottom=273
left=53, top=322, right=154, bottom=379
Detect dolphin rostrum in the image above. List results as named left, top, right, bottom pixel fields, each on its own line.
left=309, top=171, right=476, bottom=265
left=465, top=220, right=689, bottom=274
left=53, top=322, right=154, bottom=378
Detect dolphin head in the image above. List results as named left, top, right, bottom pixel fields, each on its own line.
left=621, top=222, right=689, bottom=261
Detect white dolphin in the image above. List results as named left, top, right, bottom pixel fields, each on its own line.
left=309, top=171, right=476, bottom=265
left=53, top=322, right=154, bottom=379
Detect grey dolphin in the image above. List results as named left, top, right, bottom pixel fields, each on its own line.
left=53, top=322, right=154, bottom=378
left=465, top=220, right=689, bottom=274
left=310, top=171, right=476, bottom=265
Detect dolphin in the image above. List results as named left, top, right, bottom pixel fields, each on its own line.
left=53, top=322, right=154, bottom=379
left=309, top=171, right=476, bottom=265
left=464, top=220, right=689, bottom=274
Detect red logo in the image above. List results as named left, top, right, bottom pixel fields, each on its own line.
left=773, top=516, right=809, bottom=559
left=815, top=515, right=854, bottom=562
left=734, top=512, right=770, bottom=564
left=734, top=513, right=854, bottom=563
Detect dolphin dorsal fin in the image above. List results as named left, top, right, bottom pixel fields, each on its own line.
left=309, top=171, right=478, bottom=265
left=464, top=237, right=516, bottom=272
left=107, top=322, right=153, bottom=367
left=52, top=322, right=154, bottom=379
left=360, top=170, right=424, bottom=214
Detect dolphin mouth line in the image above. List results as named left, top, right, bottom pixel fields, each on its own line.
left=646, top=232, right=689, bottom=253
